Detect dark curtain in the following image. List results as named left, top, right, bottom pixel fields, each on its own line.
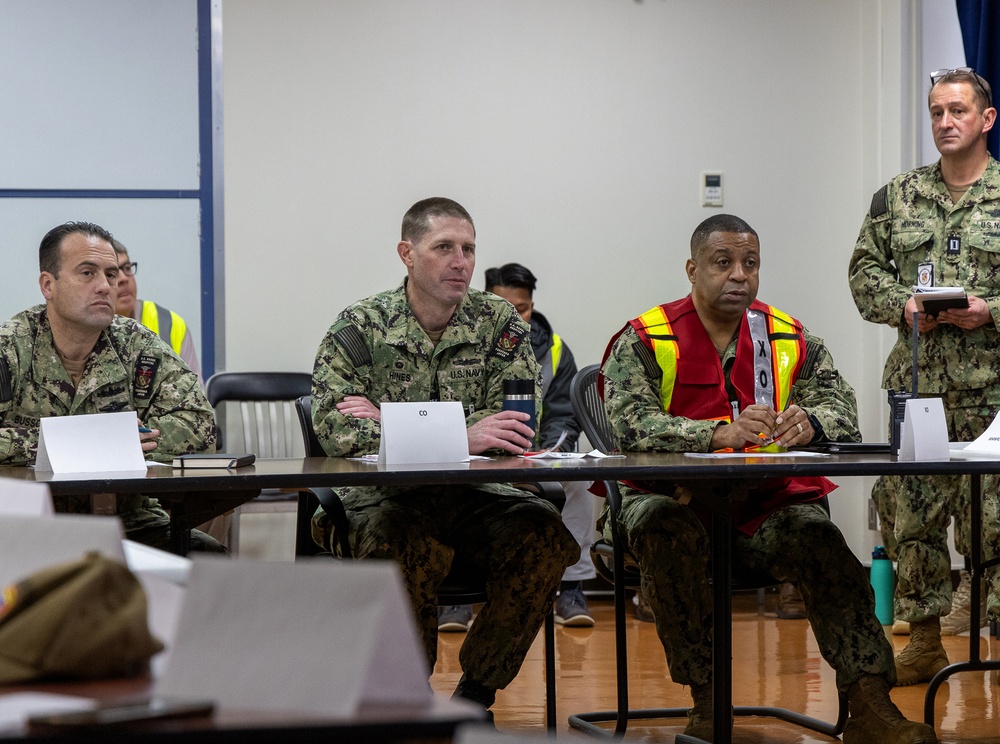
left=957, top=0, right=1000, bottom=158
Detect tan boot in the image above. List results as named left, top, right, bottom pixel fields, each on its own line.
left=843, top=675, right=937, bottom=743
left=894, top=617, right=949, bottom=686
left=775, top=582, right=807, bottom=619
left=940, top=569, right=988, bottom=635
left=682, top=682, right=715, bottom=742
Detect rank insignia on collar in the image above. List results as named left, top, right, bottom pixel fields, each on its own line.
left=134, top=354, right=159, bottom=401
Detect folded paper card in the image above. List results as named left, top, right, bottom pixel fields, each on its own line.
left=951, top=410, right=1000, bottom=458
left=898, top=397, right=950, bottom=462
left=378, top=401, right=469, bottom=465
left=0, top=478, right=53, bottom=516
left=156, top=558, right=432, bottom=715
left=0, top=515, right=125, bottom=588
left=35, top=411, right=147, bottom=473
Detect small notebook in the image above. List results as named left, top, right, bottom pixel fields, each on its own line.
left=171, top=453, right=256, bottom=469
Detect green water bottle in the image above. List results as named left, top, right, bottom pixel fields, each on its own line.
left=870, top=546, right=894, bottom=626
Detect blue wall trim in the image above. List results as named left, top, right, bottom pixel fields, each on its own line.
left=0, top=190, right=201, bottom=199
left=197, top=0, right=216, bottom=376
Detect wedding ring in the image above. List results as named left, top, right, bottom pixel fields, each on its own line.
left=796, top=422, right=804, bottom=434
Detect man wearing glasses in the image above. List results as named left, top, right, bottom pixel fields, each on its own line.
left=850, top=68, right=1000, bottom=685
left=113, top=239, right=203, bottom=386
left=0, top=222, right=221, bottom=552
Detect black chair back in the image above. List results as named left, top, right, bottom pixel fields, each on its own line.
left=294, top=395, right=326, bottom=458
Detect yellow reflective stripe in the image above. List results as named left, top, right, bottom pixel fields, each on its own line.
left=168, top=311, right=187, bottom=356
left=139, top=300, right=159, bottom=335
left=638, top=306, right=679, bottom=412
left=138, top=301, right=185, bottom=356
left=551, top=333, right=563, bottom=376
left=767, top=307, right=800, bottom=412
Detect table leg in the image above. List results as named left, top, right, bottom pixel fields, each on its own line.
left=924, top=472, right=1000, bottom=725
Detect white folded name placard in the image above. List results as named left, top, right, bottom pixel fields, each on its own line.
left=0, top=514, right=125, bottom=587
left=898, top=397, right=949, bottom=461
left=156, top=558, right=432, bottom=715
left=378, top=401, right=469, bottom=465
left=956, top=410, right=1000, bottom=456
left=0, top=477, right=53, bottom=515
left=35, top=411, right=147, bottom=473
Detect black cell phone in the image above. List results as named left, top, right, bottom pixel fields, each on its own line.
left=27, top=698, right=215, bottom=731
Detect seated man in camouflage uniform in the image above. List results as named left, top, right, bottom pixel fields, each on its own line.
left=0, top=221, right=221, bottom=552
left=310, top=197, right=578, bottom=718
left=601, top=214, right=935, bottom=744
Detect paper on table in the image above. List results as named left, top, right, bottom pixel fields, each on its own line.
left=684, top=451, right=830, bottom=459
left=522, top=449, right=625, bottom=460
left=955, top=411, right=1000, bottom=456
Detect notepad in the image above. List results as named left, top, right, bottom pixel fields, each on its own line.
left=912, top=286, right=968, bottom=316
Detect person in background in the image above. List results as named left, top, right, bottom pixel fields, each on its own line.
left=485, top=262, right=597, bottom=627
left=849, top=67, right=1000, bottom=683
left=0, top=221, right=221, bottom=552
left=603, top=213, right=936, bottom=743
left=112, top=238, right=229, bottom=545
left=113, top=238, right=203, bottom=386
left=310, top=197, right=578, bottom=720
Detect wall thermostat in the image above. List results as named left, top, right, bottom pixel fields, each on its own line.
left=701, top=172, right=723, bottom=207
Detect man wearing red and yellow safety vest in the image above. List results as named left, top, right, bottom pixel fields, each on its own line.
left=600, top=214, right=936, bottom=744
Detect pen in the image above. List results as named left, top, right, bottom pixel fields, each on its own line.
left=138, top=426, right=152, bottom=433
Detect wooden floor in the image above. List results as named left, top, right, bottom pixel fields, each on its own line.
left=430, top=592, right=1000, bottom=742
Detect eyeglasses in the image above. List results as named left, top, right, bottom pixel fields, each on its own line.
left=930, top=67, right=991, bottom=105
left=118, top=262, right=138, bottom=277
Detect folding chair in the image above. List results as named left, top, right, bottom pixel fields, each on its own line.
left=204, top=371, right=314, bottom=555
left=294, top=395, right=562, bottom=730
left=566, top=363, right=847, bottom=740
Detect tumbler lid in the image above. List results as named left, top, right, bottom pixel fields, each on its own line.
left=503, top=379, right=534, bottom=395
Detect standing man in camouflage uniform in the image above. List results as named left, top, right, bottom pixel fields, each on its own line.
left=0, top=221, right=221, bottom=552
left=849, top=68, right=1000, bottom=684
left=311, top=197, right=578, bottom=717
left=603, top=214, right=935, bottom=743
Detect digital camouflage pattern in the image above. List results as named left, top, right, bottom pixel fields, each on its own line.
left=0, top=306, right=217, bottom=544
left=311, top=281, right=577, bottom=688
left=613, top=497, right=895, bottom=689
left=850, top=161, right=1000, bottom=621
left=603, top=308, right=895, bottom=690
left=849, top=158, right=1000, bottom=394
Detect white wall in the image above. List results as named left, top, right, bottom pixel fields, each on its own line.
left=224, top=0, right=913, bottom=559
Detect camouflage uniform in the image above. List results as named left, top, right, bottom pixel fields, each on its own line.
left=602, top=317, right=896, bottom=691
left=311, top=281, right=578, bottom=688
left=0, top=305, right=220, bottom=552
left=849, top=159, right=1000, bottom=621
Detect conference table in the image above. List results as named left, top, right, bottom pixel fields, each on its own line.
left=0, top=674, right=485, bottom=743
left=2, top=450, right=998, bottom=742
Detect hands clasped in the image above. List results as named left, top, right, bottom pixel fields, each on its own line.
left=711, top=403, right=813, bottom=450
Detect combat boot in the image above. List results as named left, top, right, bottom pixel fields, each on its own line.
left=940, top=569, right=988, bottom=635
left=894, top=617, right=949, bottom=686
left=843, top=675, right=937, bottom=743
left=682, top=682, right=715, bottom=742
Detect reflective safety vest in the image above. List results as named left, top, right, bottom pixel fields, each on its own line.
left=535, top=332, right=563, bottom=447
left=139, top=301, right=187, bottom=357
left=539, top=332, right=563, bottom=399
left=630, top=297, right=806, bottom=425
